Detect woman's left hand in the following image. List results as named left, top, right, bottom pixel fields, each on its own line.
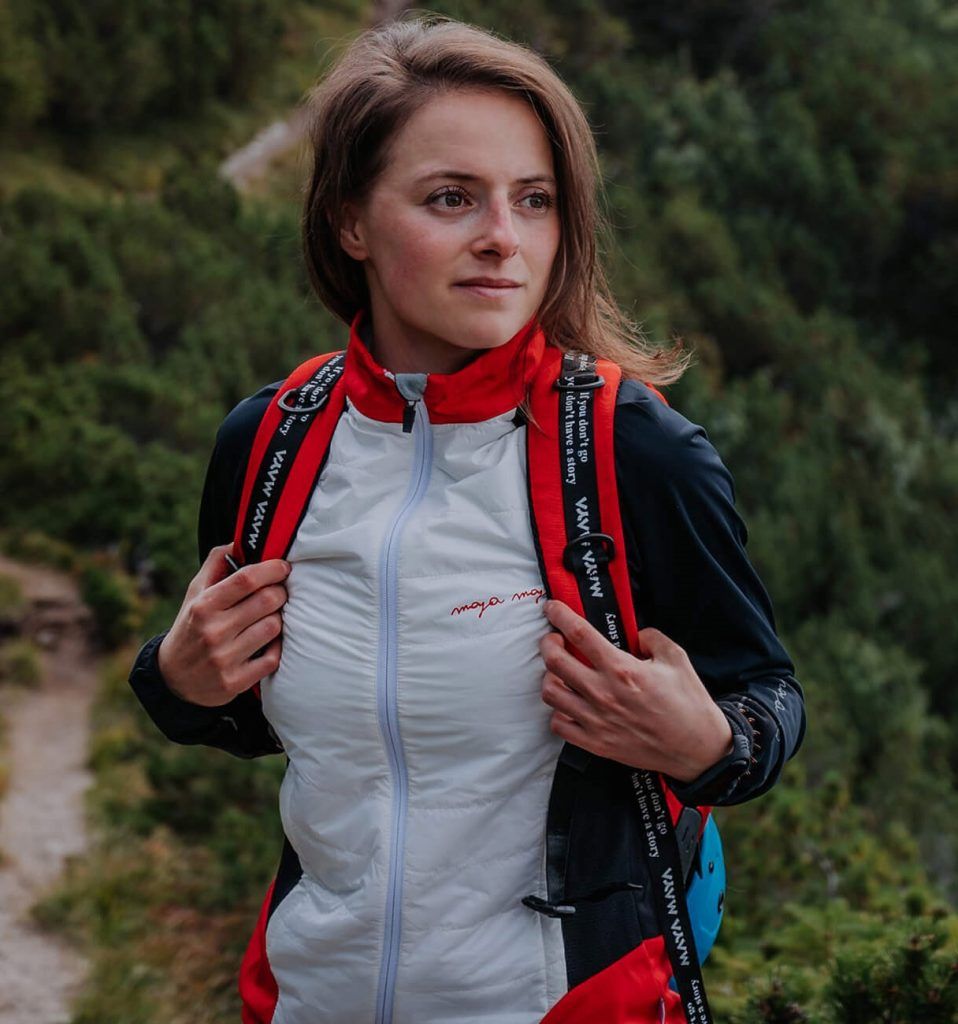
left=539, top=599, right=734, bottom=783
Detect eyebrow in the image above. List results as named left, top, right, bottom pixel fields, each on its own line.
left=415, top=170, right=557, bottom=186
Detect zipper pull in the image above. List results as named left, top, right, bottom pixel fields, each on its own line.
left=402, top=400, right=417, bottom=434
left=387, top=371, right=428, bottom=435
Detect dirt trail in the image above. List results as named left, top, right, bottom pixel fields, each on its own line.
left=219, top=105, right=311, bottom=191
left=218, top=0, right=412, bottom=191
left=0, top=555, right=96, bottom=1024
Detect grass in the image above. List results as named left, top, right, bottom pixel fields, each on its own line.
left=0, top=573, right=38, bottom=818
left=0, top=708, right=7, bottom=808
left=0, top=529, right=82, bottom=574
left=0, top=637, right=42, bottom=687
left=0, top=570, right=26, bottom=620
left=34, top=645, right=286, bottom=1023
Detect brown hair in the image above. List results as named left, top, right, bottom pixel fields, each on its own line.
left=300, top=13, right=692, bottom=386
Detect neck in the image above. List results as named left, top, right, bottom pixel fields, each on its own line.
left=367, top=330, right=480, bottom=376
left=359, top=306, right=502, bottom=375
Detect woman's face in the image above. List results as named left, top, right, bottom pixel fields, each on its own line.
left=339, top=87, right=561, bottom=374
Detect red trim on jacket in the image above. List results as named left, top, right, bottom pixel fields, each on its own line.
left=343, top=307, right=547, bottom=424
left=239, top=881, right=279, bottom=1024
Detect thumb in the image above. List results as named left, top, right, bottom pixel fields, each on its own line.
left=193, top=542, right=237, bottom=594
left=636, top=626, right=683, bottom=661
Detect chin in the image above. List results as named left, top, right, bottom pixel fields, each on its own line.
left=450, top=310, right=530, bottom=351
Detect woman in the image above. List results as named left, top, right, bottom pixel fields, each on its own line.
left=129, top=15, right=806, bottom=1024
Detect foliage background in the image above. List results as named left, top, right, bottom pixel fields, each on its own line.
left=1, top=1, right=957, bottom=1020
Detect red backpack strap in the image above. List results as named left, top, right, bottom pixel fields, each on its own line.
left=526, top=349, right=715, bottom=1024
left=232, top=352, right=344, bottom=1021
left=232, top=351, right=347, bottom=567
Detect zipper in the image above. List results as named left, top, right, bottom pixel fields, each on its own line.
left=374, top=372, right=432, bottom=1024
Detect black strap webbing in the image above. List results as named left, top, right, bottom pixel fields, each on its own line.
left=554, top=351, right=713, bottom=1024
left=236, top=352, right=346, bottom=566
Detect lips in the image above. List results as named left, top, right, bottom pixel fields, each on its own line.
left=455, top=279, right=521, bottom=288
left=454, top=282, right=521, bottom=299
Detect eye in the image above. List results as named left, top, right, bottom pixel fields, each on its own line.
left=428, top=186, right=471, bottom=209
left=427, top=186, right=556, bottom=212
left=523, top=192, right=555, bottom=211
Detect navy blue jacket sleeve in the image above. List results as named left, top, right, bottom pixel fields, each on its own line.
left=127, top=381, right=285, bottom=759
left=614, top=379, right=806, bottom=806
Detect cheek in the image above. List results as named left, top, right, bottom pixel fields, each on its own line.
left=536, top=222, right=561, bottom=273
left=375, top=212, right=455, bottom=291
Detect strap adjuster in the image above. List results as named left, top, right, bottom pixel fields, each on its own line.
left=562, top=531, right=615, bottom=572
left=553, top=373, right=605, bottom=392
left=277, top=387, right=330, bottom=413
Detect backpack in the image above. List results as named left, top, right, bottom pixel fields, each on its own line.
left=231, top=343, right=724, bottom=1024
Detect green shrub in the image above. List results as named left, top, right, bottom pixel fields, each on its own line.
left=79, top=560, right=143, bottom=651
left=0, top=572, right=25, bottom=620
left=0, top=637, right=41, bottom=686
left=0, top=529, right=81, bottom=573
left=3, top=0, right=288, bottom=133
left=9, top=1, right=958, bottom=1019
left=827, top=920, right=958, bottom=1023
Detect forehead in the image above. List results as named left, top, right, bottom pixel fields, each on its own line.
left=383, top=88, right=555, bottom=182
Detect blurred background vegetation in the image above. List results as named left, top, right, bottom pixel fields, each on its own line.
left=1, top=0, right=957, bottom=1020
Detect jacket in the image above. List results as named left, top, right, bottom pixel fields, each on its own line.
left=129, top=310, right=806, bottom=1023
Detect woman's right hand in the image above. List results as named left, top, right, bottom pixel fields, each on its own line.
left=157, top=543, right=292, bottom=707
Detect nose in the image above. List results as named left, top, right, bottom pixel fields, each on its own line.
left=473, top=195, right=521, bottom=258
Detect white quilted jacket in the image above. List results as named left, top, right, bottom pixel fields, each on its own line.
left=260, top=313, right=568, bottom=1023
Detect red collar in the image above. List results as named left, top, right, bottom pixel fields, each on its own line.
left=343, top=308, right=548, bottom=424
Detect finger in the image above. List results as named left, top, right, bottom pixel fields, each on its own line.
left=541, top=670, right=595, bottom=725
left=539, top=632, right=602, bottom=704
left=205, top=558, right=292, bottom=612
left=229, top=610, right=284, bottom=664
left=192, top=543, right=237, bottom=595
left=543, top=599, right=618, bottom=669
left=221, top=582, right=289, bottom=637
left=230, top=635, right=283, bottom=694
left=549, top=710, right=592, bottom=748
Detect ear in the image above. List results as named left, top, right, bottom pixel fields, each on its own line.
left=338, top=201, right=368, bottom=261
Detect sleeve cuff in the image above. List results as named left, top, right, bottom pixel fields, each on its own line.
left=127, top=626, right=223, bottom=716
left=129, top=632, right=285, bottom=755
left=129, top=631, right=229, bottom=731
left=664, top=702, right=756, bottom=806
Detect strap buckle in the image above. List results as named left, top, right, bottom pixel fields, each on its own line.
left=562, top=531, right=616, bottom=572
left=277, top=387, right=330, bottom=414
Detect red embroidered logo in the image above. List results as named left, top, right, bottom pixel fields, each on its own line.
left=450, top=587, right=546, bottom=619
